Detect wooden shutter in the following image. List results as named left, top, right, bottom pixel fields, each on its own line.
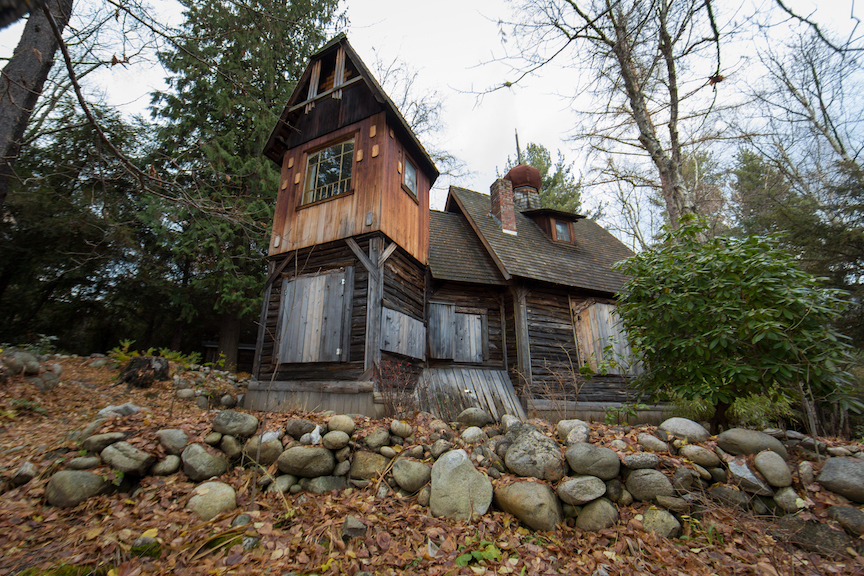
left=276, top=268, right=353, bottom=363
left=381, top=308, right=426, bottom=360
left=572, top=301, right=642, bottom=376
left=454, top=313, right=484, bottom=363
left=428, top=303, right=455, bottom=359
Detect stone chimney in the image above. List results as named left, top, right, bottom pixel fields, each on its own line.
left=505, top=164, right=542, bottom=211
left=490, top=178, right=517, bottom=235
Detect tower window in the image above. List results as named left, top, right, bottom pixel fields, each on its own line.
left=303, top=138, right=354, bottom=204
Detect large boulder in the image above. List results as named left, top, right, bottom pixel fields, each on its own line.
left=327, top=414, right=355, bottom=435
left=6, top=351, right=41, bottom=375
left=625, top=469, right=674, bottom=502
left=82, top=432, right=127, bottom=453
left=677, top=444, right=720, bottom=468
left=504, top=425, right=566, bottom=482
left=717, top=428, right=788, bottom=460
left=827, top=505, right=864, bottom=537
left=556, top=419, right=590, bottom=443
left=643, top=508, right=681, bottom=538
left=46, top=471, right=111, bottom=507
left=392, top=459, right=432, bottom=493
left=277, top=446, right=335, bottom=478
left=778, top=515, right=855, bottom=558
left=100, top=441, right=156, bottom=476
left=303, top=476, right=348, bottom=494
left=181, top=444, right=228, bottom=482
left=575, top=497, right=618, bottom=531
left=349, top=451, right=390, bottom=480
left=212, top=410, right=259, bottom=438
left=285, top=418, right=317, bottom=439
left=156, top=429, right=189, bottom=455
left=659, top=418, right=709, bottom=443
left=457, top=407, right=492, bottom=428
left=495, top=481, right=562, bottom=531
left=188, top=481, right=236, bottom=521
left=565, top=443, right=620, bottom=480
left=727, top=458, right=773, bottom=496
left=817, top=458, right=864, bottom=503
left=753, top=450, right=792, bottom=488
left=243, top=436, right=284, bottom=466
left=430, top=449, right=492, bottom=520
left=556, top=475, right=607, bottom=506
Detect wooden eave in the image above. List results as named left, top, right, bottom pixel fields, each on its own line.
left=263, top=33, right=439, bottom=185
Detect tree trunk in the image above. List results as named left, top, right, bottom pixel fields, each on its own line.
left=0, top=0, right=73, bottom=213
left=217, top=309, right=240, bottom=372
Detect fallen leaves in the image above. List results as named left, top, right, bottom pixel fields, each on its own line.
left=0, top=358, right=860, bottom=575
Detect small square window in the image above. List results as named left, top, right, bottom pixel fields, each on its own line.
left=555, top=220, right=571, bottom=242
left=303, top=138, right=354, bottom=204
left=403, top=158, right=418, bottom=196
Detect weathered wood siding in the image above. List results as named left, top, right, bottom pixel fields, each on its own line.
left=270, top=112, right=430, bottom=265
left=275, top=267, right=353, bottom=363
left=427, top=282, right=505, bottom=368
left=381, top=307, right=425, bottom=360
left=418, top=368, right=527, bottom=422
left=522, top=285, right=630, bottom=404
left=571, top=299, right=643, bottom=377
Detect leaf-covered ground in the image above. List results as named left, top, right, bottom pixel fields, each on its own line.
left=0, top=358, right=861, bottom=576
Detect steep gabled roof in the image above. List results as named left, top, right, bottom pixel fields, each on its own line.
left=445, top=186, right=634, bottom=294
left=263, top=33, right=438, bottom=181
left=429, top=211, right=506, bottom=285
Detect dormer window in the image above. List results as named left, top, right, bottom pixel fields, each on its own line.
left=303, top=137, right=354, bottom=204
left=554, top=220, right=571, bottom=243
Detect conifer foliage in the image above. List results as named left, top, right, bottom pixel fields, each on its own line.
left=148, top=0, right=341, bottom=368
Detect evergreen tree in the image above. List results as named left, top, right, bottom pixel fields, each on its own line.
left=150, top=0, right=341, bottom=369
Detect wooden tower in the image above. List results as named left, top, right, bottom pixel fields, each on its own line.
left=248, top=34, right=439, bottom=414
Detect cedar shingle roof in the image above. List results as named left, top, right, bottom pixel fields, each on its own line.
left=446, top=186, right=634, bottom=294
left=429, top=211, right=506, bottom=285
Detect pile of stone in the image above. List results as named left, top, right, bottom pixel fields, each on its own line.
left=1, top=349, right=63, bottom=391
left=12, top=406, right=864, bottom=558
left=171, top=365, right=249, bottom=410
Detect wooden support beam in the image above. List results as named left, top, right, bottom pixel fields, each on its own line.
left=512, top=286, right=532, bottom=388
left=252, top=281, right=273, bottom=379
left=379, top=241, right=398, bottom=269
left=264, top=252, right=296, bottom=291
left=346, top=237, right=376, bottom=275
left=364, top=237, right=383, bottom=371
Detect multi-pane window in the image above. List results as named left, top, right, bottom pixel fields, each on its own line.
left=554, top=219, right=571, bottom=243
left=403, top=158, right=418, bottom=196
left=303, top=138, right=354, bottom=204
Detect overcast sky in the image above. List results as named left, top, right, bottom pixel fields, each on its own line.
left=1, top=0, right=860, bottom=213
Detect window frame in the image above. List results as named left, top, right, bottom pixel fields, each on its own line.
left=401, top=152, right=419, bottom=199
left=552, top=218, right=574, bottom=244
left=300, top=135, right=356, bottom=207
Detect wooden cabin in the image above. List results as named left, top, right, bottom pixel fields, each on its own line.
left=247, top=34, right=644, bottom=422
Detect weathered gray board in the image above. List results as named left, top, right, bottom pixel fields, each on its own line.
left=245, top=379, right=375, bottom=415
left=418, top=368, right=527, bottom=422
left=571, top=299, right=643, bottom=377
left=276, top=267, right=353, bottom=363
left=381, top=307, right=426, bottom=359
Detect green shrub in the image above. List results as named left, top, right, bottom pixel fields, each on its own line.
left=614, top=218, right=859, bottom=428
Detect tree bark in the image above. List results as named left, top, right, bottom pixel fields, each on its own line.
left=217, top=309, right=240, bottom=372
left=0, top=0, right=73, bottom=213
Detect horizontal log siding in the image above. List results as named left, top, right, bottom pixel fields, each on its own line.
left=524, top=287, right=630, bottom=404
left=428, top=282, right=506, bottom=368
left=382, top=248, right=425, bottom=321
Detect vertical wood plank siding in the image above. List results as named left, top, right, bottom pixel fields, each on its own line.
left=270, top=111, right=429, bottom=266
